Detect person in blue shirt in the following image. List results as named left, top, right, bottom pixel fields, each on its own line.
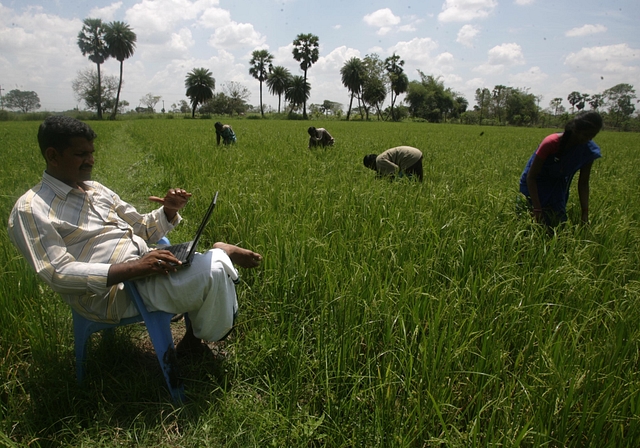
left=215, top=122, right=236, bottom=145
left=519, top=111, right=603, bottom=227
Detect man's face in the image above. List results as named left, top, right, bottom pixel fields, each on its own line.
left=46, top=137, right=95, bottom=188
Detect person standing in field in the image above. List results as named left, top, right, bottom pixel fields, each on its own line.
left=363, top=146, right=423, bottom=182
left=308, top=126, right=334, bottom=149
left=519, top=111, right=603, bottom=227
left=215, top=122, right=236, bottom=146
left=8, top=116, right=262, bottom=357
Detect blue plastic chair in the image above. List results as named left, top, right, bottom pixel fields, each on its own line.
left=72, top=237, right=186, bottom=402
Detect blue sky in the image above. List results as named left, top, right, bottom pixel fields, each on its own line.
left=0, top=0, right=638, bottom=113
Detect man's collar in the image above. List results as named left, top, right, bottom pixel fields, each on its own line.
left=42, top=172, right=93, bottom=198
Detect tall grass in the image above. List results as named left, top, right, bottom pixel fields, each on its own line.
left=1, top=119, right=639, bottom=446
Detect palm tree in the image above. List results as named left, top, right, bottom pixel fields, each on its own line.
left=104, top=21, right=136, bottom=120
left=285, top=75, right=310, bottom=114
left=249, top=50, right=274, bottom=118
left=292, top=33, right=319, bottom=119
left=185, top=68, right=215, bottom=118
left=340, top=57, right=365, bottom=120
left=266, top=66, right=292, bottom=113
left=385, top=53, right=408, bottom=121
left=77, top=18, right=110, bottom=119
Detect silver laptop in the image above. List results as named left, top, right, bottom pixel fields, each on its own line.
left=158, top=191, right=218, bottom=267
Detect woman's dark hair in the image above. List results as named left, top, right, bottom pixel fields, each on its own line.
left=558, top=111, right=603, bottom=154
left=37, top=115, right=97, bottom=157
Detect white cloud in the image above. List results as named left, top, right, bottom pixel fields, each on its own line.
left=508, top=66, right=548, bottom=85
left=388, top=37, right=439, bottom=63
left=208, top=22, right=266, bottom=49
left=363, top=8, right=401, bottom=35
left=514, top=0, right=534, bottom=5
left=457, top=24, right=480, bottom=47
left=89, top=2, right=123, bottom=21
left=488, top=42, right=525, bottom=65
left=197, top=7, right=232, bottom=28
left=125, top=0, right=214, bottom=36
left=438, top=0, right=497, bottom=23
left=315, top=46, right=361, bottom=74
left=565, top=24, right=607, bottom=37
left=473, top=42, right=525, bottom=75
left=564, top=43, right=640, bottom=75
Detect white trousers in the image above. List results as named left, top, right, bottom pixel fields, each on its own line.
left=130, top=248, right=239, bottom=342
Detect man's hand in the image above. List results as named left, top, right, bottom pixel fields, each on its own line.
left=106, top=250, right=182, bottom=286
left=149, top=188, right=192, bottom=221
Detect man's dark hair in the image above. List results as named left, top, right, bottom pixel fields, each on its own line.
left=307, top=126, right=316, bottom=136
left=363, top=154, right=378, bottom=170
left=37, top=116, right=97, bottom=157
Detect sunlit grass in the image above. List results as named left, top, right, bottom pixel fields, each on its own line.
left=1, top=119, right=639, bottom=446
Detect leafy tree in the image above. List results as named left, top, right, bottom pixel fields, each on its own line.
left=223, top=81, right=251, bottom=116
left=567, top=91, right=583, bottom=113
left=72, top=68, right=119, bottom=113
left=505, top=87, right=539, bottom=125
left=170, top=100, right=191, bottom=114
left=549, top=98, right=563, bottom=116
left=588, top=93, right=604, bottom=111
left=185, top=67, right=215, bottom=118
left=603, top=83, right=637, bottom=128
left=292, top=33, right=319, bottom=119
left=359, top=54, right=386, bottom=120
left=266, top=66, right=292, bottom=113
left=362, top=76, right=387, bottom=120
left=406, top=72, right=457, bottom=122
left=285, top=75, right=310, bottom=114
left=249, top=50, right=274, bottom=117
left=200, top=92, right=230, bottom=115
left=474, top=88, right=491, bottom=124
left=104, top=21, right=136, bottom=120
left=577, top=93, right=589, bottom=111
left=77, top=18, right=110, bottom=119
left=384, top=53, right=408, bottom=121
left=140, top=93, right=161, bottom=112
left=340, top=57, right=365, bottom=120
left=491, top=85, right=509, bottom=124
left=4, top=89, right=41, bottom=113
left=321, top=100, right=342, bottom=116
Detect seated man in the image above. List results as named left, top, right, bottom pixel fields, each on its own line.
left=214, top=121, right=237, bottom=145
left=8, top=116, right=262, bottom=355
left=363, top=146, right=424, bottom=182
left=308, top=126, right=334, bottom=149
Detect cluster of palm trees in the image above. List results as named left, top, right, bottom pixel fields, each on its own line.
left=77, top=20, right=409, bottom=122
left=185, top=33, right=319, bottom=119
left=77, top=18, right=136, bottom=120
left=339, top=53, right=409, bottom=121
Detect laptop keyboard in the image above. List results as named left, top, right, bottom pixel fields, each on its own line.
left=162, top=242, right=192, bottom=261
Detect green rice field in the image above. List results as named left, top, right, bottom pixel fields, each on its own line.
left=1, top=118, right=639, bottom=447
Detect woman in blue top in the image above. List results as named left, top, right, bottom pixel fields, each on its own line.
left=519, top=111, right=603, bottom=227
left=214, top=122, right=236, bottom=145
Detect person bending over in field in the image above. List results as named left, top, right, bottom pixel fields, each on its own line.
left=519, top=111, right=603, bottom=227
left=8, top=116, right=262, bottom=358
left=215, top=121, right=237, bottom=145
left=308, top=126, right=334, bottom=149
left=363, top=146, right=423, bottom=182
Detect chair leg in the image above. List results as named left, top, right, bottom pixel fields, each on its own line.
left=123, top=281, right=186, bottom=402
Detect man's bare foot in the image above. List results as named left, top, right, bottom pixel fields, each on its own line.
left=213, top=242, right=262, bottom=268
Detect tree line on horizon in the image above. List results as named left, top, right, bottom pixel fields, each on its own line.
left=2, top=19, right=638, bottom=130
